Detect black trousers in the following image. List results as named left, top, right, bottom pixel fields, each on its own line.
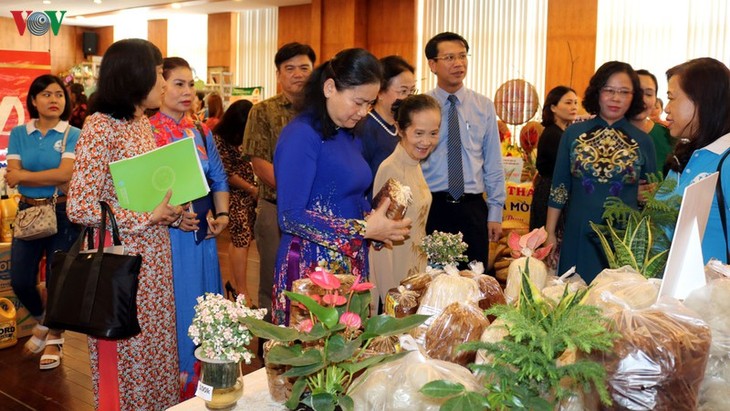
left=426, top=192, right=489, bottom=268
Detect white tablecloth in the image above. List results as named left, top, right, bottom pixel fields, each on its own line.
left=167, top=368, right=286, bottom=410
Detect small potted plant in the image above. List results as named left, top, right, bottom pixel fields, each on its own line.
left=241, top=267, right=428, bottom=411
left=420, top=231, right=468, bottom=268
left=188, top=293, right=267, bottom=410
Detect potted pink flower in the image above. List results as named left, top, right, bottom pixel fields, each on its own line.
left=241, top=267, right=428, bottom=411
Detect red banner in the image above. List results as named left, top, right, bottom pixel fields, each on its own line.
left=0, top=50, right=51, bottom=163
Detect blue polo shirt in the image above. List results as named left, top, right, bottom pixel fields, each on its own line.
left=7, top=120, right=80, bottom=198
left=660, top=132, right=730, bottom=263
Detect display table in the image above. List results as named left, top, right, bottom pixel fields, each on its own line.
left=167, top=368, right=285, bottom=410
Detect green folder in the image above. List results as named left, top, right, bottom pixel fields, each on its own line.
left=109, top=138, right=210, bottom=212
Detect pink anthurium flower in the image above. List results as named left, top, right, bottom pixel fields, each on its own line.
left=309, top=267, right=340, bottom=290
left=323, top=292, right=347, bottom=306
left=339, top=312, right=362, bottom=329
left=309, top=294, right=322, bottom=304
left=349, top=275, right=375, bottom=292
left=296, top=318, right=314, bottom=333
left=509, top=227, right=550, bottom=259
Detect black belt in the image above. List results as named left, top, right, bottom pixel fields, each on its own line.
left=431, top=192, right=482, bottom=204
left=262, top=198, right=277, bottom=205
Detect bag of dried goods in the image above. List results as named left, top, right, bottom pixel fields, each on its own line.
left=348, top=346, right=481, bottom=411
left=424, top=301, right=490, bottom=366
left=411, top=265, right=480, bottom=344
left=504, top=228, right=552, bottom=304
left=541, top=268, right=587, bottom=304
left=459, top=262, right=507, bottom=314
left=683, top=278, right=730, bottom=411
left=384, top=286, right=420, bottom=318
left=372, top=178, right=412, bottom=220
left=582, top=266, right=661, bottom=316
left=593, top=299, right=711, bottom=410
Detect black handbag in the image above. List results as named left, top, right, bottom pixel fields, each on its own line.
left=46, top=201, right=143, bottom=339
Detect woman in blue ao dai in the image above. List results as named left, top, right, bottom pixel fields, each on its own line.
left=272, top=48, right=412, bottom=325
left=149, top=57, right=230, bottom=400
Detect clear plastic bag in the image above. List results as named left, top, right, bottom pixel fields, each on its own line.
left=593, top=298, right=711, bottom=411
left=582, top=266, right=661, bottom=316
left=683, top=278, right=730, bottom=410
left=424, top=301, right=490, bottom=366
left=348, top=349, right=481, bottom=411
left=411, top=267, right=481, bottom=344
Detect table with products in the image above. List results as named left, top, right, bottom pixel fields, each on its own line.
left=167, top=368, right=284, bottom=411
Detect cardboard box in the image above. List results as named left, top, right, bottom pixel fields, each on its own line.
left=0, top=242, right=11, bottom=292
left=0, top=289, right=37, bottom=338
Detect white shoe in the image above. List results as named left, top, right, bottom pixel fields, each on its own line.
left=39, top=338, right=64, bottom=370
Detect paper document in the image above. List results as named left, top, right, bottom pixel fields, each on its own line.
left=110, top=138, right=209, bottom=212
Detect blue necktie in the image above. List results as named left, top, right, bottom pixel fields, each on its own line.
left=447, top=94, right=464, bottom=200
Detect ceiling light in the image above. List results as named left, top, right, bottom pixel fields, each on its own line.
left=171, top=3, right=182, bottom=9
left=43, top=0, right=51, bottom=4
left=94, top=0, right=102, bottom=4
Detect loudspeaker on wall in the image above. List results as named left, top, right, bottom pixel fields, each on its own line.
left=83, top=32, right=98, bottom=56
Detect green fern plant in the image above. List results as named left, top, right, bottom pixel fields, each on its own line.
left=590, top=215, right=669, bottom=278
left=601, top=172, right=680, bottom=253
left=420, top=264, right=618, bottom=410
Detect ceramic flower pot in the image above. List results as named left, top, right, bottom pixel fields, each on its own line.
left=195, top=347, right=244, bottom=410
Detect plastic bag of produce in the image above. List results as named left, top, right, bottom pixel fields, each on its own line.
left=459, top=262, right=506, bottom=314
left=411, top=265, right=480, bottom=344
left=541, top=268, right=587, bottom=304
left=348, top=341, right=481, bottom=411
left=424, top=301, right=490, bottom=366
left=592, top=298, right=711, bottom=411
left=582, top=266, right=661, bottom=316
left=683, top=278, right=730, bottom=411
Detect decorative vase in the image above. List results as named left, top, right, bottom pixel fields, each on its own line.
left=194, top=347, right=244, bottom=410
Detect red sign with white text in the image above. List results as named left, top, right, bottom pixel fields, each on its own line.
left=0, top=50, right=51, bottom=163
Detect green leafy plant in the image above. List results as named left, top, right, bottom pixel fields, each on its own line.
left=590, top=215, right=669, bottom=278
left=240, top=268, right=428, bottom=411
left=421, top=231, right=469, bottom=267
left=601, top=172, right=680, bottom=253
left=420, top=264, right=618, bottom=410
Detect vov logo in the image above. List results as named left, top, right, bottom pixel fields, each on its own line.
left=11, top=10, right=67, bottom=36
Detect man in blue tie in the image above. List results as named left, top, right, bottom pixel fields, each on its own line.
left=422, top=32, right=506, bottom=268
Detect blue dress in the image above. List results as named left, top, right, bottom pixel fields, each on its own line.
left=149, top=111, right=229, bottom=400
left=355, top=111, right=399, bottom=182
left=548, top=117, right=656, bottom=283
left=660, top=133, right=730, bottom=263
left=272, top=113, right=372, bottom=325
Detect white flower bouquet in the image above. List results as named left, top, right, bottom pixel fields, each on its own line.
left=420, top=231, right=469, bottom=267
left=188, top=293, right=267, bottom=363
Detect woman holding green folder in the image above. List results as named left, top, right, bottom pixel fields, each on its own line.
left=148, top=56, right=230, bottom=401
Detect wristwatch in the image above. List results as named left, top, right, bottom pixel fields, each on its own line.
left=215, top=212, right=229, bottom=218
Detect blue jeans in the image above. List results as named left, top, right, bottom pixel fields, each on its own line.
left=10, top=201, right=81, bottom=317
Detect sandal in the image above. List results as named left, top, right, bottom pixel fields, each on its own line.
left=23, top=324, right=49, bottom=354
left=39, top=338, right=64, bottom=370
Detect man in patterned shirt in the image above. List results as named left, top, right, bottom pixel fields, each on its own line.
left=242, top=42, right=316, bottom=321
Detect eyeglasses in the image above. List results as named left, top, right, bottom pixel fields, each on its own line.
left=392, top=87, right=418, bottom=97
left=601, top=86, right=633, bottom=98
left=432, top=53, right=469, bottom=64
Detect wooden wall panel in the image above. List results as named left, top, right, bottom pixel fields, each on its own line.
left=90, top=26, right=113, bottom=57
left=0, top=17, right=84, bottom=74
left=148, top=19, right=168, bottom=57
left=545, top=0, right=597, bottom=100
left=278, top=4, right=312, bottom=50
left=366, top=0, right=417, bottom=63
left=207, top=13, right=236, bottom=70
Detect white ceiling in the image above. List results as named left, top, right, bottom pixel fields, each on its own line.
left=2, top=0, right=310, bottom=27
